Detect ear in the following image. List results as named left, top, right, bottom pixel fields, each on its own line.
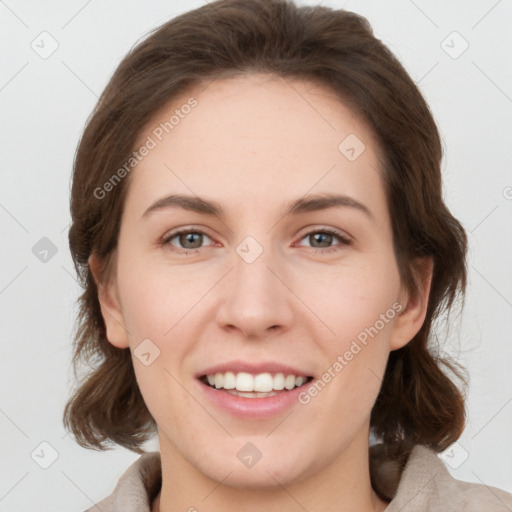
left=89, top=252, right=130, bottom=349
left=389, top=257, right=433, bottom=351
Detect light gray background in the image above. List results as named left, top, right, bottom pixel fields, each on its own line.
left=1, top=0, right=511, bottom=510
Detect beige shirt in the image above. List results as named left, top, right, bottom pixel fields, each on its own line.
left=85, top=444, right=512, bottom=511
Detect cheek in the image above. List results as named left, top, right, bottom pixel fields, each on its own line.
left=298, top=256, right=400, bottom=409
left=299, top=257, right=401, bottom=342
left=116, top=252, right=208, bottom=340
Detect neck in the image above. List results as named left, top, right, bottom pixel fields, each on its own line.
left=153, top=429, right=389, bottom=512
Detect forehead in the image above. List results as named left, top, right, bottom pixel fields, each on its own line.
left=126, top=73, right=386, bottom=220
left=142, top=73, right=377, bottom=149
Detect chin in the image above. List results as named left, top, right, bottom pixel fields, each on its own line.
left=208, top=464, right=305, bottom=491
left=194, top=446, right=315, bottom=491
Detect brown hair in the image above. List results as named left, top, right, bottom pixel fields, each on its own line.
left=63, top=0, right=467, bottom=481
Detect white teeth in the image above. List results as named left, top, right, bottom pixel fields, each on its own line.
left=273, top=373, right=285, bottom=390
left=225, top=389, right=279, bottom=398
left=254, top=373, right=273, bottom=392
left=205, top=371, right=309, bottom=392
left=223, top=371, right=236, bottom=389
left=236, top=372, right=254, bottom=392
left=284, top=375, right=296, bottom=390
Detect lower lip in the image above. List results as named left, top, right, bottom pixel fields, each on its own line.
left=197, top=379, right=310, bottom=420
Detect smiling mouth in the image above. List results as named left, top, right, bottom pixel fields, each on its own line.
left=199, top=372, right=314, bottom=398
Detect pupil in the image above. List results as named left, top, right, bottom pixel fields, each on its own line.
left=312, top=233, right=331, bottom=248
left=180, top=232, right=202, bottom=249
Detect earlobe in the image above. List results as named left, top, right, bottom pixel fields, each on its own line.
left=88, top=253, right=130, bottom=349
left=390, top=257, right=433, bottom=351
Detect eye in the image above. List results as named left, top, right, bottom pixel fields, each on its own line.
left=162, top=229, right=214, bottom=252
left=295, top=228, right=351, bottom=253
left=161, top=227, right=351, bottom=255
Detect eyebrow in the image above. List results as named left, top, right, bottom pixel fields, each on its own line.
left=141, top=193, right=375, bottom=222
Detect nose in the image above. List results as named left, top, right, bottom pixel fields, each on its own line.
left=215, top=240, right=295, bottom=340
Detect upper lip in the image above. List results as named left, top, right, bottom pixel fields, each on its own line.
left=196, top=360, right=314, bottom=378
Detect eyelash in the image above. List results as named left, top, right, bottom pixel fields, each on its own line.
left=161, top=227, right=352, bottom=255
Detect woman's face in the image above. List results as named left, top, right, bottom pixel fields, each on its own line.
left=97, top=74, right=428, bottom=488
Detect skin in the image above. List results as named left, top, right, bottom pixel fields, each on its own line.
left=91, top=74, right=432, bottom=512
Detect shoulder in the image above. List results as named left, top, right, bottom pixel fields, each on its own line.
left=372, top=443, right=512, bottom=512
left=84, top=451, right=161, bottom=512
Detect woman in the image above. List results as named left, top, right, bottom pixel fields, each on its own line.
left=63, top=0, right=512, bottom=510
